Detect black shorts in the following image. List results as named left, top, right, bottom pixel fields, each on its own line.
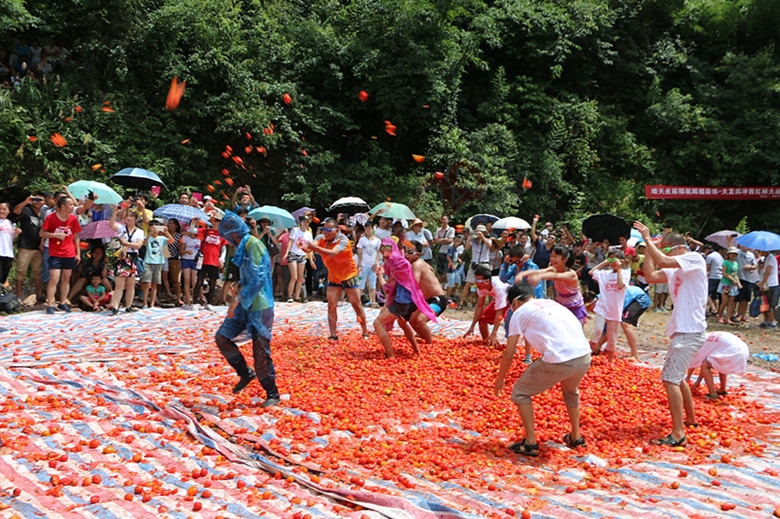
left=435, top=254, right=449, bottom=275
left=226, top=262, right=240, bottom=282
left=734, top=280, right=753, bottom=303
left=426, top=295, right=448, bottom=316
left=327, top=274, right=360, bottom=289
left=388, top=301, right=416, bottom=321
left=708, top=278, right=721, bottom=299
left=622, top=300, right=648, bottom=327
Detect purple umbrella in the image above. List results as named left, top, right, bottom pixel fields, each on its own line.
left=704, top=230, right=741, bottom=249
left=79, top=220, right=118, bottom=240
left=292, top=206, right=316, bottom=221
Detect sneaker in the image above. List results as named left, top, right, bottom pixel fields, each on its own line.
left=286, top=298, right=294, bottom=303
left=760, top=322, right=777, bottom=329
left=261, top=396, right=281, bottom=408
left=232, top=369, right=256, bottom=394
left=203, top=304, right=214, bottom=312
left=46, top=306, right=55, bottom=315
left=57, top=303, right=71, bottom=313
left=126, top=306, right=137, bottom=313
left=192, top=304, right=200, bottom=312
left=112, top=307, right=120, bottom=316
left=141, top=305, right=149, bottom=310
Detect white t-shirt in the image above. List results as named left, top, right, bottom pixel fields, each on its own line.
left=477, top=276, right=511, bottom=310
left=592, top=268, right=631, bottom=321
left=0, top=219, right=15, bottom=258
left=508, top=298, right=591, bottom=364
left=738, top=250, right=760, bottom=283
left=706, top=251, right=723, bottom=280
left=374, top=228, right=392, bottom=240
left=118, top=225, right=145, bottom=254
left=469, top=237, right=491, bottom=263
left=689, top=331, right=748, bottom=375
left=663, top=252, right=708, bottom=335
left=289, top=227, right=313, bottom=256
left=357, top=235, right=381, bottom=267
left=180, top=234, right=201, bottom=260
left=761, top=253, right=779, bottom=288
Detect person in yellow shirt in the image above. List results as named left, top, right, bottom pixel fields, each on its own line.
left=302, top=218, right=369, bottom=341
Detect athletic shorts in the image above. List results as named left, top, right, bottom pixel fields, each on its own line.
left=181, top=258, right=198, bottom=270
left=388, top=301, right=416, bottom=321
left=708, top=278, right=721, bottom=298
left=734, top=280, right=753, bottom=303
left=328, top=275, right=360, bottom=289
left=426, top=295, right=448, bottom=316
left=662, top=331, right=706, bottom=385
left=141, top=263, right=164, bottom=284
left=226, top=262, right=240, bottom=282
left=48, top=256, right=77, bottom=270
left=622, top=300, right=648, bottom=327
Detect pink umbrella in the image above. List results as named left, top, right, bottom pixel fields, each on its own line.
left=704, top=230, right=740, bottom=249
left=79, top=220, right=118, bottom=240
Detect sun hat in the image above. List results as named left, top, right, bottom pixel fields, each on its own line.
left=727, top=246, right=739, bottom=254
left=475, top=224, right=487, bottom=233
left=411, top=218, right=426, bottom=227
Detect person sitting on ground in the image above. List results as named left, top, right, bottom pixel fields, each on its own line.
left=463, top=265, right=511, bottom=347
left=69, top=242, right=110, bottom=302
left=80, top=274, right=112, bottom=311
left=494, top=282, right=592, bottom=457
left=373, top=239, right=437, bottom=357
left=686, top=331, right=749, bottom=401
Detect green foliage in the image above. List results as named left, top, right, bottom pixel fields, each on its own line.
left=0, top=0, right=779, bottom=237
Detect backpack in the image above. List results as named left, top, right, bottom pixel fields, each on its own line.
left=0, top=286, right=22, bottom=314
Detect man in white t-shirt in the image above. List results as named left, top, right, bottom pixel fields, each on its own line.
left=463, top=265, right=510, bottom=347
left=735, top=245, right=759, bottom=322
left=758, top=251, right=779, bottom=328
left=356, top=222, right=381, bottom=308
left=705, top=248, right=725, bottom=315
left=373, top=216, right=392, bottom=240
left=494, top=282, right=592, bottom=457
left=635, top=223, right=707, bottom=448
left=434, top=215, right=455, bottom=282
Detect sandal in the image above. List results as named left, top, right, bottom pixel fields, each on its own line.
left=717, top=390, right=728, bottom=396
left=327, top=335, right=339, bottom=341
left=362, top=334, right=370, bottom=340
left=706, top=393, right=719, bottom=400
left=508, top=439, right=539, bottom=457
left=563, top=433, right=586, bottom=449
left=651, top=434, right=686, bottom=447
left=684, top=422, right=699, bottom=428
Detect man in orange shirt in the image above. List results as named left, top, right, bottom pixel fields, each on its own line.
left=303, top=218, right=369, bottom=340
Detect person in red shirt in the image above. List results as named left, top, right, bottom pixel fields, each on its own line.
left=194, top=212, right=227, bottom=310
left=40, top=195, right=81, bottom=314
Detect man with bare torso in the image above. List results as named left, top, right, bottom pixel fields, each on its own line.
left=407, top=240, right=448, bottom=344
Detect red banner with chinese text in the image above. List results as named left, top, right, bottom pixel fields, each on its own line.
left=645, top=185, right=780, bottom=200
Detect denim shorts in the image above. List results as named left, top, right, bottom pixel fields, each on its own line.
left=181, top=258, right=198, bottom=270
left=49, top=256, right=77, bottom=270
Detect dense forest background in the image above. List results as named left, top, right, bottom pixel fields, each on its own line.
left=1, top=0, right=779, bottom=235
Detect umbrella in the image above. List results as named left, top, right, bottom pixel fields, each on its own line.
left=79, top=220, right=119, bottom=240
left=369, top=202, right=416, bottom=221
left=705, top=230, right=741, bottom=249
left=328, top=196, right=370, bottom=214
left=492, top=216, right=532, bottom=231
left=248, top=206, right=296, bottom=229
left=111, top=168, right=166, bottom=190
left=153, top=204, right=210, bottom=224
left=464, top=214, right=500, bottom=230
left=292, top=207, right=316, bottom=221
left=736, top=231, right=780, bottom=252
left=0, top=185, right=30, bottom=207
left=581, top=214, right=631, bottom=244
left=67, top=180, right=123, bottom=205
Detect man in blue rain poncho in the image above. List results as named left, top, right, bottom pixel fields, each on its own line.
left=216, top=212, right=280, bottom=408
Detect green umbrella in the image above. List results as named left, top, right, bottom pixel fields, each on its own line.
left=67, top=180, right=123, bottom=204
left=369, top=202, right=416, bottom=220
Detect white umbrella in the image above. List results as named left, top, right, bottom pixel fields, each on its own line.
left=328, top=196, right=370, bottom=214
left=492, top=217, right=531, bottom=231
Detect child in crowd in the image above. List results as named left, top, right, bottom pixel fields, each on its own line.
left=445, top=235, right=464, bottom=300
left=589, top=250, right=630, bottom=362
left=716, top=247, right=741, bottom=324
left=180, top=218, right=202, bottom=308
left=0, top=202, right=19, bottom=286
left=80, top=274, right=112, bottom=311
left=141, top=220, right=173, bottom=309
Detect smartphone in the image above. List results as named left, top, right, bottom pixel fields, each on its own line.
left=155, top=225, right=165, bottom=232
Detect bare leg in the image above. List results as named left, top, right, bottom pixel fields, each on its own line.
left=111, top=277, right=127, bottom=310
left=410, top=312, right=433, bottom=344
left=46, top=268, right=61, bottom=306
left=701, top=359, right=717, bottom=396
left=621, top=322, right=640, bottom=360
left=124, top=277, right=136, bottom=309
left=397, top=318, right=419, bottom=354
left=150, top=282, right=159, bottom=307
left=459, top=282, right=471, bottom=308
left=517, top=403, right=537, bottom=445
left=68, top=277, right=86, bottom=301
left=478, top=320, right=489, bottom=341
left=373, top=307, right=396, bottom=357
left=326, top=286, right=340, bottom=337
left=58, top=269, right=72, bottom=304
left=565, top=403, right=581, bottom=442
left=718, top=373, right=728, bottom=394
left=345, top=288, right=369, bottom=335
left=141, top=282, right=150, bottom=306
left=662, top=380, right=688, bottom=440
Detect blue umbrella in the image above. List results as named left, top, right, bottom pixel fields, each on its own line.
left=248, top=206, right=296, bottom=229
left=111, top=168, right=166, bottom=190
left=153, top=204, right=210, bottom=224
left=736, top=231, right=780, bottom=252
left=67, top=180, right=123, bottom=204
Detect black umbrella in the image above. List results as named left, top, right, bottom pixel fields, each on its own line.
left=110, top=168, right=166, bottom=191
left=0, top=185, right=31, bottom=207
left=582, top=214, right=631, bottom=244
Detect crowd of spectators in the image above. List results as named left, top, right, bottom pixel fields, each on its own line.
left=1, top=37, right=74, bottom=88
left=2, top=185, right=778, bottom=333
